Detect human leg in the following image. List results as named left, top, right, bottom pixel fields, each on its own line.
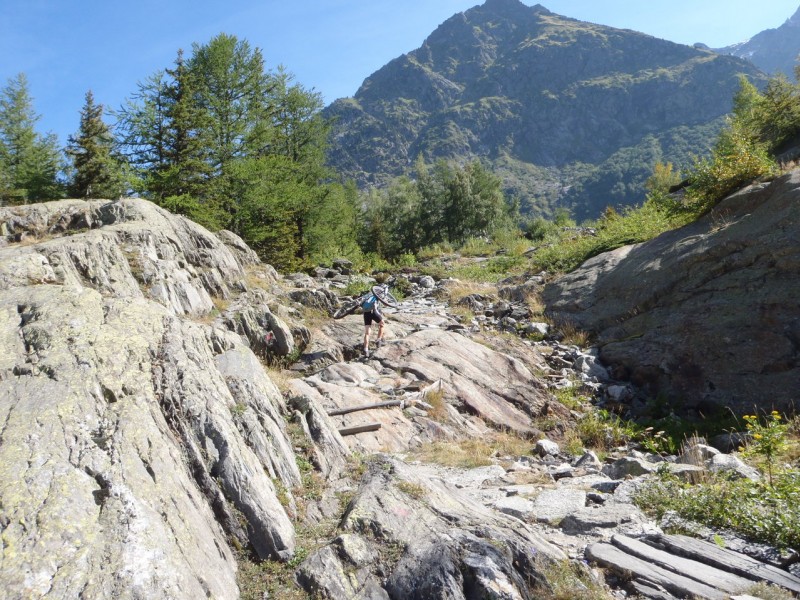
left=376, top=319, right=385, bottom=348
left=363, top=312, right=373, bottom=355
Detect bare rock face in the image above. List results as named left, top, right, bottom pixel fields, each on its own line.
left=378, top=328, right=548, bottom=436
left=0, top=199, right=301, bottom=598
left=543, top=169, right=800, bottom=414
left=297, top=456, right=566, bottom=599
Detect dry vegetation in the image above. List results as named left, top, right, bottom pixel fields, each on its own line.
left=410, top=432, right=534, bottom=468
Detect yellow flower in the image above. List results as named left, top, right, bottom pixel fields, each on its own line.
left=753, top=433, right=763, bottom=440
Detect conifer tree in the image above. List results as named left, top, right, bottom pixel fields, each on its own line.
left=0, top=73, right=63, bottom=204
left=188, top=34, right=271, bottom=176
left=67, top=90, right=126, bottom=198
left=153, top=50, right=213, bottom=199
left=117, top=71, right=171, bottom=185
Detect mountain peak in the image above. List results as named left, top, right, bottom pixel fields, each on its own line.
left=480, top=0, right=551, bottom=16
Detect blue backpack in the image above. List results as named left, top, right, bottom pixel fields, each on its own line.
left=360, top=293, right=377, bottom=311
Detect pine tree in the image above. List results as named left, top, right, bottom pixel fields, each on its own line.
left=0, top=73, right=64, bottom=204
left=67, top=90, right=126, bottom=198
left=153, top=50, right=213, bottom=200
left=154, top=50, right=221, bottom=229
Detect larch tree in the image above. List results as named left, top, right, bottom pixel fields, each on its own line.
left=67, top=90, right=126, bottom=198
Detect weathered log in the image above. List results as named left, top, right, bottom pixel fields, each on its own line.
left=586, top=542, right=728, bottom=600
left=648, top=533, right=800, bottom=594
left=338, top=423, right=382, bottom=436
left=611, top=535, right=753, bottom=594
left=327, top=400, right=403, bottom=416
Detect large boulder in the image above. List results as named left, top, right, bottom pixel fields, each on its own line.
left=543, top=170, right=800, bottom=414
left=0, top=199, right=309, bottom=598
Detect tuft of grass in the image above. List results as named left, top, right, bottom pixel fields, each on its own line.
left=266, top=366, right=299, bottom=395
left=442, top=280, right=497, bottom=305
left=532, top=558, right=614, bottom=600
left=553, top=385, right=590, bottom=411
left=552, top=321, right=592, bottom=347
left=740, top=582, right=796, bottom=600
left=423, top=387, right=450, bottom=423
left=396, top=481, right=426, bottom=499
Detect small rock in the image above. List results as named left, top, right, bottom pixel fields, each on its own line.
left=335, top=533, right=376, bottom=567
left=574, top=451, right=603, bottom=470
left=535, top=439, right=560, bottom=457
left=533, top=489, right=587, bottom=524
left=418, top=275, right=436, bottom=289
left=602, top=457, right=655, bottom=479
left=606, top=384, right=633, bottom=402
left=708, top=453, right=761, bottom=481
left=591, top=480, right=622, bottom=494
left=524, top=322, right=549, bottom=336
left=678, top=442, right=720, bottom=466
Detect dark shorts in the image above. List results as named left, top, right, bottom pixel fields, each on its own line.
left=363, top=309, right=383, bottom=326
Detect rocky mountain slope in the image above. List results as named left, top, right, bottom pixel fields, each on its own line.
left=716, top=4, right=800, bottom=79
left=2, top=197, right=799, bottom=598
left=543, top=167, right=800, bottom=416
left=324, top=0, right=766, bottom=219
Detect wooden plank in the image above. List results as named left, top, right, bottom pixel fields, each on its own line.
left=611, top=535, right=754, bottom=594
left=327, top=400, right=403, bottom=416
left=586, top=542, right=728, bottom=600
left=338, top=423, right=381, bottom=436
left=649, top=534, right=800, bottom=594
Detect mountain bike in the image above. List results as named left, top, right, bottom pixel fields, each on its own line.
left=332, top=285, right=399, bottom=319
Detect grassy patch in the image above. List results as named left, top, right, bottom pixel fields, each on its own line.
left=570, top=409, right=639, bottom=453
left=410, top=432, right=531, bottom=468
left=552, top=321, right=592, bottom=347
left=265, top=365, right=299, bottom=395
left=532, top=558, right=614, bottom=600
left=529, top=199, right=692, bottom=275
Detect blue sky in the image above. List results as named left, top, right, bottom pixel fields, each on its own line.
left=2, top=0, right=798, bottom=145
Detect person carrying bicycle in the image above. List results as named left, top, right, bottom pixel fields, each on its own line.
left=360, top=285, right=387, bottom=358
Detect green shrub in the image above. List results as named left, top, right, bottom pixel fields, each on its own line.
left=741, top=411, right=790, bottom=487
left=575, top=409, right=638, bottom=451
left=684, top=126, right=776, bottom=209
left=634, top=469, right=800, bottom=551
left=530, top=199, right=689, bottom=274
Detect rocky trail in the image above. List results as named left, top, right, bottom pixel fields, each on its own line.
left=284, top=269, right=800, bottom=600
left=1, top=198, right=798, bottom=600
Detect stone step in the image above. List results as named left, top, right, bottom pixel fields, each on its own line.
left=586, top=541, right=729, bottom=600
left=611, top=535, right=754, bottom=594
left=586, top=533, right=800, bottom=599
left=648, top=533, right=800, bottom=594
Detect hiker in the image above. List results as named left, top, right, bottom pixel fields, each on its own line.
left=361, top=285, right=388, bottom=357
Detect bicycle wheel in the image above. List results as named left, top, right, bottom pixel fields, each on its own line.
left=372, top=285, right=399, bottom=309
left=332, top=300, right=360, bottom=319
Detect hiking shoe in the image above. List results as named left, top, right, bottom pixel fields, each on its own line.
left=376, top=339, right=383, bottom=349
left=363, top=347, right=370, bottom=358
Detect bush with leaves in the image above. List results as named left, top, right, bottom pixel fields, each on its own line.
left=684, top=121, right=776, bottom=209
left=634, top=468, right=800, bottom=551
